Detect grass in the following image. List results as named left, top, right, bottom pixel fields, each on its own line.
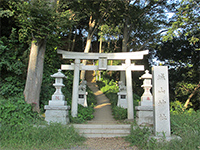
left=97, top=80, right=200, bottom=150
left=0, top=122, right=86, bottom=150
left=125, top=110, right=200, bottom=150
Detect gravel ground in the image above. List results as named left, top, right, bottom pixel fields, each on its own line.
left=70, top=137, right=138, bottom=150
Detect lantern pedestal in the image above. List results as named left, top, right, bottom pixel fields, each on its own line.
left=44, top=105, right=70, bottom=124
left=135, top=106, right=153, bottom=126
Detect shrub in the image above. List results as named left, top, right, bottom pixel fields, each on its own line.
left=0, top=95, right=41, bottom=126
left=70, top=104, right=94, bottom=124
left=112, top=106, right=127, bottom=120
left=87, top=85, right=97, bottom=105
left=125, top=125, right=152, bottom=149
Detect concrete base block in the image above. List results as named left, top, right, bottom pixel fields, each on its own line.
left=135, top=106, right=153, bottom=126
left=78, top=98, right=88, bottom=107
left=44, top=105, right=70, bottom=125
left=149, top=135, right=182, bottom=142
left=49, top=100, right=67, bottom=106
left=117, top=99, right=127, bottom=108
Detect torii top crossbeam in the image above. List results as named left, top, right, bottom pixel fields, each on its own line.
left=57, top=49, right=149, bottom=60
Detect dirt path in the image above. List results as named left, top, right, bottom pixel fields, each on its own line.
left=72, top=71, right=138, bottom=150
left=71, top=137, right=138, bottom=150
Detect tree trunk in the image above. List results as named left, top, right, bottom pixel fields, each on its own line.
left=80, top=16, right=95, bottom=81
left=67, top=28, right=72, bottom=51
left=120, top=17, right=130, bottom=84
left=24, top=39, right=46, bottom=112
left=80, top=35, right=92, bottom=80
left=184, top=82, right=200, bottom=108
left=71, top=29, right=77, bottom=51
left=98, top=26, right=103, bottom=81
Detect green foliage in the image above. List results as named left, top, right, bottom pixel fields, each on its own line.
left=125, top=125, right=152, bottom=149
left=0, top=123, right=85, bottom=150
left=0, top=31, right=28, bottom=98
left=163, top=0, right=200, bottom=46
left=126, top=111, right=200, bottom=150
left=156, top=32, right=200, bottom=110
left=0, top=95, right=41, bottom=126
left=97, top=80, right=118, bottom=107
left=97, top=80, right=140, bottom=120
left=17, top=0, right=72, bottom=42
left=86, top=85, right=97, bottom=106
left=70, top=105, right=94, bottom=124
left=69, top=81, right=96, bottom=124
left=170, top=100, right=195, bottom=114
left=0, top=93, right=85, bottom=149
left=112, top=106, right=127, bottom=120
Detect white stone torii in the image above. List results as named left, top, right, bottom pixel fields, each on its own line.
left=57, top=49, right=149, bottom=120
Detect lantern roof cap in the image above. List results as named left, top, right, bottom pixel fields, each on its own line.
left=51, top=69, right=65, bottom=78
left=140, top=70, right=152, bottom=79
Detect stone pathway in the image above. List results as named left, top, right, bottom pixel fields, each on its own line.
left=87, top=82, right=117, bottom=124
left=70, top=71, right=137, bottom=149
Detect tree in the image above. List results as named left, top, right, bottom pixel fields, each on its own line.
left=17, top=0, right=72, bottom=112
left=163, top=0, right=200, bottom=48
left=155, top=33, right=200, bottom=110
left=155, top=0, right=200, bottom=110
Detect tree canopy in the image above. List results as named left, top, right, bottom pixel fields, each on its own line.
left=163, top=0, right=200, bottom=48
left=0, top=0, right=199, bottom=111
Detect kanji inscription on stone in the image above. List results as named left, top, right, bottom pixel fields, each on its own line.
left=152, top=66, right=171, bottom=137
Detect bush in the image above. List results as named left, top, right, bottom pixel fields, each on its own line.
left=87, top=85, right=97, bottom=106
left=0, top=95, right=41, bottom=126
left=125, top=125, right=152, bottom=149
left=70, top=104, right=94, bottom=124
left=112, top=106, right=127, bottom=120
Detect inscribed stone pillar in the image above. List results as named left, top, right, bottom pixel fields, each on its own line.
left=71, top=59, right=80, bottom=117
left=125, top=59, right=134, bottom=119
left=152, top=66, right=171, bottom=137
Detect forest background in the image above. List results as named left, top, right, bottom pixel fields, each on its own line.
left=0, top=0, right=199, bottom=149
left=0, top=0, right=199, bottom=117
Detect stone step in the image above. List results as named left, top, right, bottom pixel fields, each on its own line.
left=73, top=124, right=131, bottom=138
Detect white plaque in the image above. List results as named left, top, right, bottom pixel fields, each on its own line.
left=98, top=57, right=107, bottom=70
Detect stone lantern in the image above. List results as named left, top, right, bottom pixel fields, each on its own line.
left=139, top=70, right=153, bottom=106
left=117, top=81, right=127, bottom=108
left=44, top=69, right=70, bottom=124
left=50, top=69, right=66, bottom=105
left=135, top=70, right=153, bottom=126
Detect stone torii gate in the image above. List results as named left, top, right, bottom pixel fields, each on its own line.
left=57, top=49, right=149, bottom=120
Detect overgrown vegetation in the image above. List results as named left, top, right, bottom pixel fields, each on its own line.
left=0, top=123, right=85, bottom=150
left=69, top=85, right=96, bottom=124
left=126, top=110, right=200, bottom=150
left=0, top=95, right=86, bottom=150
left=97, top=71, right=200, bottom=149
